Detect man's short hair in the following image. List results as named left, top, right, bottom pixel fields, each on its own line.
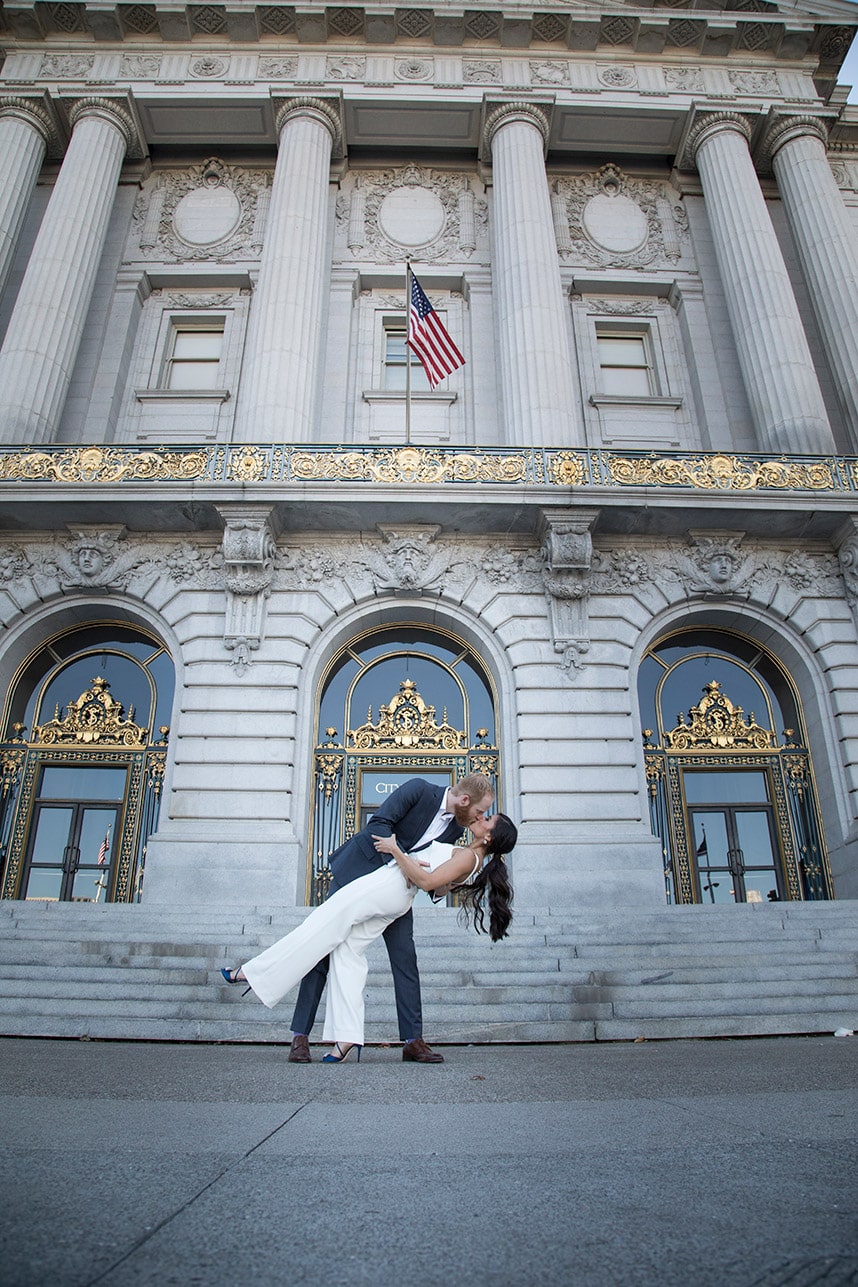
left=453, top=772, right=494, bottom=801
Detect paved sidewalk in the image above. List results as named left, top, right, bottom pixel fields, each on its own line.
left=0, top=1036, right=856, bottom=1287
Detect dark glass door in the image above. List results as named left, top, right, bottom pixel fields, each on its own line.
left=21, top=766, right=126, bottom=902
left=686, top=770, right=783, bottom=904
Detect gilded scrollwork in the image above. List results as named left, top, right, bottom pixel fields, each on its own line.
left=607, top=453, right=836, bottom=492
left=33, top=676, right=149, bottom=748
left=348, top=679, right=467, bottom=752
left=549, top=453, right=587, bottom=487
left=289, top=445, right=528, bottom=485
left=0, top=445, right=209, bottom=484
left=664, top=680, right=776, bottom=751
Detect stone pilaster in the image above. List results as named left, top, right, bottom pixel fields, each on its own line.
left=0, top=98, right=56, bottom=302
left=483, top=103, right=582, bottom=447
left=234, top=97, right=341, bottom=443
left=684, top=111, right=833, bottom=456
left=763, top=113, right=858, bottom=444
left=0, top=98, right=138, bottom=444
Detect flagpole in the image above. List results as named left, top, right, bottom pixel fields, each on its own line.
left=405, top=258, right=412, bottom=445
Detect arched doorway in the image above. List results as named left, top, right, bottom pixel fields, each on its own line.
left=308, top=623, right=499, bottom=904
left=638, top=627, right=833, bottom=905
left=0, top=622, right=174, bottom=903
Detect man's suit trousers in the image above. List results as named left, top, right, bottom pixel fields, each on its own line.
left=241, top=865, right=415, bottom=1045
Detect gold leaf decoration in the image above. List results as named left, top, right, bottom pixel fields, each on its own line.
left=0, top=446, right=209, bottom=483
left=33, top=677, right=148, bottom=748
left=664, top=680, right=776, bottom=751
left=348, top=678, right=466, bottom=752
left=608, top=453, right=835, bottom=491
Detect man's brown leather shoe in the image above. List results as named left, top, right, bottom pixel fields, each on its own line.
left=402, top=1037, right=444, bottom=1063
left=288, top=1034, right=312, bottom=1063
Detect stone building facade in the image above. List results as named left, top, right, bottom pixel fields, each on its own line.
left=1, top=0, right=857, bottom=926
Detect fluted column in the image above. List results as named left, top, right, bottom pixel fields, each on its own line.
left=686, top=112, right=833, bottom=455
left=765, top=114, right=858, bottom=441
left=0, top=99, right=134, bottom=444
left=235, top=97, right=340, bottom=442
left=0, top=99, right=55, bottom=303
left=484, top=103, right=581, bottom=447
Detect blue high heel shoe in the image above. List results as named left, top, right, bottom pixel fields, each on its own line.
left=322, top=1042, right=362, bottom=1063
left=220, top=967, right=251, bottom=997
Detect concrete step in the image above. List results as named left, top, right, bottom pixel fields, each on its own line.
left=0, top=899, right=855, bottom=1043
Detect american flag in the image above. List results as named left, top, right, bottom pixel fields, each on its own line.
left=96, top=827, right=111, bottom=865
left=407, top=271, right=465, bottom=390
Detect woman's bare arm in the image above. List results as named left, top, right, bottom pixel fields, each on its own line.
left=372, top=834, right=477, bottom=892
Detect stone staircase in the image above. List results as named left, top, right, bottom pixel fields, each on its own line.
left=0, top=898, right=856, bottom=1043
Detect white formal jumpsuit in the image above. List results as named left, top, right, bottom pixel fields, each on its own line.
left=240, top=842, right=480, bottom=1046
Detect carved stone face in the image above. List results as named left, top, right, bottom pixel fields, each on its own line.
left=75, top=545, right=105, bottom=577
left=708, top=553, right=735, bottom=584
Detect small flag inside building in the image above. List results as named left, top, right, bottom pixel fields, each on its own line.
left=96, top=826, right=111, bottom=865
left=407, top=269, right=465, bottom=390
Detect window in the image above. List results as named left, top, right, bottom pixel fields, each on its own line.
left=383, top=327, right=430, bottom=392
left=638, top=628, right=833, bottom=905
left=164, top=324, right=224, bottom=390
left=596, top=332, right=653, bottom=396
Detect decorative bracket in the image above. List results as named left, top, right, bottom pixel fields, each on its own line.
left=215, top=504, right=280, bottom=675
left=836, top=516, right=858, bottom=635
left=538, top=507, right=599, bottom=674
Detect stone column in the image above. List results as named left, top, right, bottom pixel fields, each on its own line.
left=483, top=103, right=582, bottom=447
left=685, top=112, right=833, bottom=455
left=235, top=97, right=340, bottom=443
left=0, top=98, right=136, bottom=444
left=764, top=114, right=858, bottom=442
left=0, top=98, right=55, bottom=302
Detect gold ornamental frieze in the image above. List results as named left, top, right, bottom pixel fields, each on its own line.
left=664, top=680, right=776, bottom=751
left=608, top=453, right=836, bottom=491
left=289, top=446, right=530, bottom=485
left=33, top=677, right=148, bottom=748
left=348, top=678, right=467, bottom=752
left=0, top=443, right=854, bottom=494
left=549, top=452, right=587, bottom=486
left=0, top=445, right=209, bottom=484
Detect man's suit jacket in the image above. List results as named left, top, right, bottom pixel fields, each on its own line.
left=328, top=777, right=465, bottom=889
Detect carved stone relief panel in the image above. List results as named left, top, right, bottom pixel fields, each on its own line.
left=335, top=164, right=487, bottom=263
left=0, top=531, right=225, bottom=614
left=130, top=157, right=272, bottom=263
left=589, top=535, right=844, bottom=605
left=552, top=164, right=689, bottom=270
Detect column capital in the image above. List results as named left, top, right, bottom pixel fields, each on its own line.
left=273, top=96, right=343, bottom=155
left=0, top=95, right=62, bottom=156
left=758, top=112, right=830, bottom=167
left=481, top=100, right=552, bottom=160
left=64, top=95, right=146, bottom=160
left=677, top=108, right=756, bottom=172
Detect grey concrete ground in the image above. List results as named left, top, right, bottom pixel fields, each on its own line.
left=0, top=1036, right=856, bottom=1287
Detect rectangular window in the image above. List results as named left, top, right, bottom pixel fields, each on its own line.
left=596, top=333, right=652, bottom=396
left=164, top=324, right=224, bottom=390
left=384, top=326, right=431, bottom=392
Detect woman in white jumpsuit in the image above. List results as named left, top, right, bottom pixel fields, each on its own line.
left=222, top=812, right=517, bottom=1062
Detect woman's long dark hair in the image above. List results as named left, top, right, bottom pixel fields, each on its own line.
left=455, top=813, right=517, bottom=942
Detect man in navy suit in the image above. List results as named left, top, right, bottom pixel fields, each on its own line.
left=288, top=772, right=495, bottom=1064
